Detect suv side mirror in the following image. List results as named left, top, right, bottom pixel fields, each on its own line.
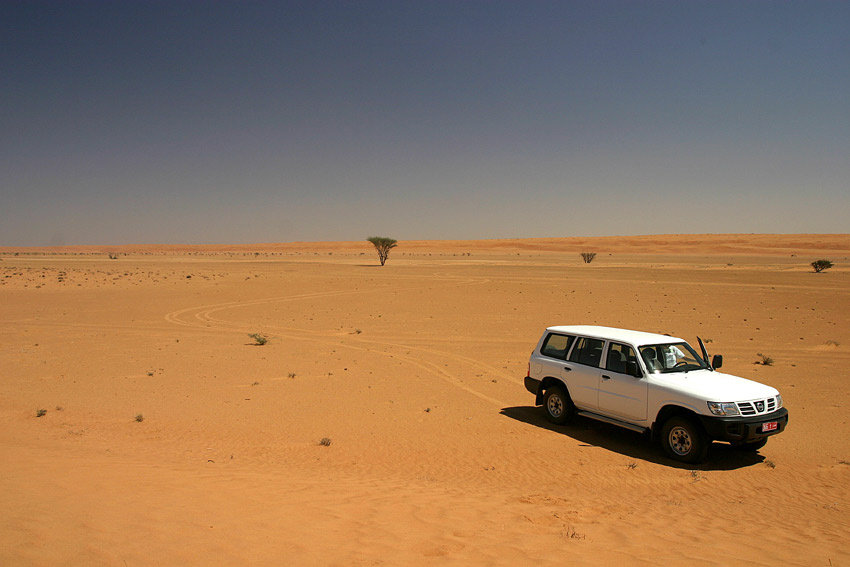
left=626, top=360, right=642, bottom=378
left=712, top=354, right=723, bottom=369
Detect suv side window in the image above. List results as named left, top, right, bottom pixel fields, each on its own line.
left=606, top=342, right=637, bottom=374
left=568, top=337, right=604, bottom=367
left=540, top=333, right=575, bottom=360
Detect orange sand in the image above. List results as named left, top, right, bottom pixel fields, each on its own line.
left=2, top=234, right=849, bottom=566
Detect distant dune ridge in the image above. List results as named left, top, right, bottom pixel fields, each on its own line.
left=1, top=233, right=849, bottom=256
left=1, top=232, right=849, bottom=566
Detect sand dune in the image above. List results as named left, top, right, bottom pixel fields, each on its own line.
left=2, top=234, right=849, bottom=565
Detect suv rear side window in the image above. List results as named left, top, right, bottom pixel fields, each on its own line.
left=540, top=333, right=575, bottom=360
left=569, top=337, right=604, bottom=367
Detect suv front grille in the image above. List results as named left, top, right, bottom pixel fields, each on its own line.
left=736, top=397, right=777, bottom=416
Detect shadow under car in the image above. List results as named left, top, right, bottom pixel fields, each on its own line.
left=500, top=405, right=767, bottom=471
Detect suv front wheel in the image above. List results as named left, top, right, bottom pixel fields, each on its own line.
left=661, top=416, right=709, bottom=463
left=543, top=386, right=575, bottom=425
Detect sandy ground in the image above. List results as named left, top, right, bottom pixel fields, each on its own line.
left=2, top=234, right=849, bottom=566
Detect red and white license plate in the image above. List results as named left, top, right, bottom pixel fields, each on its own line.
left=762, top=421, right=779, bottom=432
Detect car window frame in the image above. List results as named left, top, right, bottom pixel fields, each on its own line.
left=539, top=332, right=576, bottom=361
left=568, top=335, right=605, bottom=368
left=604, top=341, right=639, bottom=376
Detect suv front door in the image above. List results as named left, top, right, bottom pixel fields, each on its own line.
left=598, top=342, right=648, bottom=421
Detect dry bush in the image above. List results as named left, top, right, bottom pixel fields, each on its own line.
left=248, top=333, right=268, bottom=346
left=756, top=353, right=774, bottom=366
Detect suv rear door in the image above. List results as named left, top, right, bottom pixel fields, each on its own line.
left=564, top=336, right=605, bottom=410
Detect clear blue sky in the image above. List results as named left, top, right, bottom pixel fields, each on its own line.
left=2, top=1, right=848, bottom=246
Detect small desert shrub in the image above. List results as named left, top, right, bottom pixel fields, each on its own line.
left=36, top=408, right=47, bottom=417
left=135, top=413, right=144, bottom=422
left=319, top=437, right=332, bottom=446
left=756, top=353, right=774, bottom=366
left=811, top=259, right=833, bottom=273
left=248, top=333, right=268, bottom=346
left=580, top=252, right=597, bottom=264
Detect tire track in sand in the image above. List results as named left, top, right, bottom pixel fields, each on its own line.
left=163, top=276, right=511, bottom=407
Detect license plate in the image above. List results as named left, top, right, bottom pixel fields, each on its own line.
left=762, top=421, right=778, bottom=432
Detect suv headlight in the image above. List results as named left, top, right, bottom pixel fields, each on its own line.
left=775, top=395, right=783, bottom=409
left=707, top=402, right=740, bottom=416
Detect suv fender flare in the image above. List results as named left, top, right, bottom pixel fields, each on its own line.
left=536, top=376, right=569, bottom=406
left=651, top=405, right=705, bottom=444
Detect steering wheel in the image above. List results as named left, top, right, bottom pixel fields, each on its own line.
left=673, top=361, right=689, bottom=368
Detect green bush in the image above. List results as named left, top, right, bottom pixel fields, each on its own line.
left=811, top=259, right=833, bottom=273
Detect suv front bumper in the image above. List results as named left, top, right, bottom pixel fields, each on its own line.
left=698, top=408, right=789, bottom=443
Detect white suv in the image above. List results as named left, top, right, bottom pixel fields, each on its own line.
left=524, top=325, right=788, bottom=463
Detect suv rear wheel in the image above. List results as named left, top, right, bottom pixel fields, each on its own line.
left=661, top=416, right=709, bottom=463
left=543, top=386, right=574, bottom=425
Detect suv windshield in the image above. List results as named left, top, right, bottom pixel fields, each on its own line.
left=639, top=342, right=708, bottom=373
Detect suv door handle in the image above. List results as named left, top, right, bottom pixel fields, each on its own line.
left=601, top=375, right=611, bottom=380
left=563, top=366, right=572, bottom=372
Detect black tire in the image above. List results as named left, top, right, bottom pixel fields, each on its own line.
left=543, top=386, right=574, bottom=425
left=734, top=438, right=768, bottom=452
left=660, top=416, right=709, bottom=463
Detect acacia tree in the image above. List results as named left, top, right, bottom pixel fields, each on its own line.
left=811, top=259, right=833, bottom=273
left=366, top=236, right=397, bottom=266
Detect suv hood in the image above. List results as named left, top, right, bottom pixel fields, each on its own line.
left=655, top=369, right=779, bottom=401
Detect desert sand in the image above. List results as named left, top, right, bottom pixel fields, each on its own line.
left=2, top=234, right=849, bottom=566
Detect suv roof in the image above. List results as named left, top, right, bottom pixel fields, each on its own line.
left=544, top=325, right=685, bottom=346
